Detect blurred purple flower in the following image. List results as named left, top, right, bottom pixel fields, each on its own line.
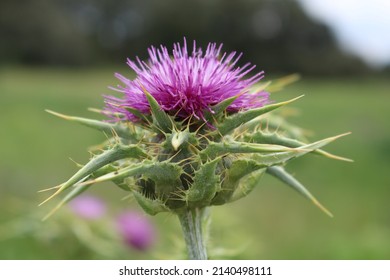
left=69, top=195, right=106, bottom=220
left=116, top=211, right=156, bottom=251
left=105, top=38, right=269, bottom=122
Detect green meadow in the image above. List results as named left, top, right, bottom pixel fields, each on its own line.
left=1, top=67, right=389, bottom=259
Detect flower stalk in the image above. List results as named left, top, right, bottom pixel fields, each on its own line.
left=178, top=207, right=208, bottom=260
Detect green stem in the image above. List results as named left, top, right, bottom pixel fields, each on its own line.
left=178, top=207, right=208, bottom=260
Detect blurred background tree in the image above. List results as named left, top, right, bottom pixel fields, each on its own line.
left=0, top=0, right=372, bottom=75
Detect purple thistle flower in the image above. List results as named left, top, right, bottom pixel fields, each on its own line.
left=104, top=38, right=269, bottom=122
left=116, top=211, right=156, bottom=251
left=69, top=195, right=106, bottom=220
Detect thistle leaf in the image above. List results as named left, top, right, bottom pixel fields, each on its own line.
left=216, top=95, right=303, bottom=136
left=79, top=164, right=148, bottom=186
left=212, top=159, right=266, bottom=205
left=79, top=161, right=182, bottom=201
left=43, top=160, right=131, bottom=221
left=266, top=166, right=333, bottom=217
left=249, top=131, right=353, bottom=162
left=46, top=110, right=138, bottom=141
left=246, top=113, right=309, bottom=141
left=200, top=140, right=296, bottom=160
left=42, top=183, right=91, bottom=221
left=254, top=132, right=351, bottom=165
left=40, top=144, right=148, bottom=205
left=203, top=94, right=241, bottom=122
left=287, top=132, right=350, bottom=159
left=142, top=162, right=183, bottom=201
left=144, top=91, right=174, bottom=133
left=230, top=168, right=266, bottom=202
left=90, top=164, right=131, bottom=191
left=123, top=106, right=152, bottom=124
left=186, top=158, right=221, bottom=207
left=132, top=191, right=170, bottom=216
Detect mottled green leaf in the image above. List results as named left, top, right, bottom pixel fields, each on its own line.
left=230, top=168, right=266, bottom=202
left=186, top=158, right=221, bottom=207
left=212, top=159, right=266, bottom=205
left=133, top=191, right=170, bottom=216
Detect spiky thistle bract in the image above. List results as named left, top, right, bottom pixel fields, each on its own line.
left=43, top=84, right=350, bottom=217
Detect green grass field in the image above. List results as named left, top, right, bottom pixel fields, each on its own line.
left=1, top=67, right=389, bottom=259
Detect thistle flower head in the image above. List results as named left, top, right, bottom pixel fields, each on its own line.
left=116, top=211, right=156, bottom=251
left=44, top=39, right=351, bottom=240
left=104, top=39, right=269, bottom=122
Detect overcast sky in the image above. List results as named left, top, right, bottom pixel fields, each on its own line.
left=298, top=0, right=390, bottom=68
